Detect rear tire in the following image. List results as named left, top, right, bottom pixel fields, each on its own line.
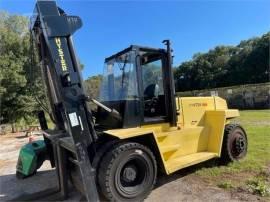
left=98, top=142, right=157, bottom=202
left=221, top=124, right=248, bottom=163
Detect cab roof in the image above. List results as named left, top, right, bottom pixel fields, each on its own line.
left=105, top=45, right=166, bottom=62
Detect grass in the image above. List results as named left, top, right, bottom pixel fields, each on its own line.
left=195, top=110, right=270, bottom=197
left=217, top=181, right=234, bottom=189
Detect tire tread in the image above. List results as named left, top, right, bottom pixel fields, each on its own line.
left=221, top=123, right=247, bottom=163
left=98, top=142, right=157, bottom=201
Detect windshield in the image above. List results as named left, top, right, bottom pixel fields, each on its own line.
left=100, top=50, right=138, bottom=101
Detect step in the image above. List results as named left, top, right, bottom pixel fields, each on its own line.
left=160, top=144, right=181, bottom=153
left=166, top=152, right=218, bottom=174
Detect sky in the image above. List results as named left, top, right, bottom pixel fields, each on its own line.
left=1, top=0, right=270, bottom=79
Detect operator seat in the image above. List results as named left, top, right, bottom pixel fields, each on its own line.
left=144, top=84, right=159, bottom=116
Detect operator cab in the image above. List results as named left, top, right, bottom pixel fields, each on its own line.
left=95, top=43, right=176, bottom=129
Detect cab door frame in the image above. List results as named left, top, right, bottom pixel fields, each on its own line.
left=135, top=46, right=177, bottom=126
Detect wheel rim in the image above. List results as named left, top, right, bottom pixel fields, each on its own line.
left=115, top=154, right=151, bottom=198
left=229, top=131, right=247, bottom=159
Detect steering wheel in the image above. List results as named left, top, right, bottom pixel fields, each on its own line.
left=144, top=96, right=159, bottom=116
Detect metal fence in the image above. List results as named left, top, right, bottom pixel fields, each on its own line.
left=176, top=82, right=270, bottom=109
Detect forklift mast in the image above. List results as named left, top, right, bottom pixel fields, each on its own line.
left=31, top=0, right=96, bottom=145
left=31, top=1, right=99, bottom=201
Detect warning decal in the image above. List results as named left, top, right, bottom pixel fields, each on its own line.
left=69, top=112, right=79, bottom=127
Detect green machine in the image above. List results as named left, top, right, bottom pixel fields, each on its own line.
left=16, top=140, right=47, bottom=178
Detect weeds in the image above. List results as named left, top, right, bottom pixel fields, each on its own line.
left=217, top=181, right=234, bottom=189
left=246, top=177, right=270, bottom=197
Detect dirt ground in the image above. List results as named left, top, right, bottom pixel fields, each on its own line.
left=0, top=133, right=262, bottom=202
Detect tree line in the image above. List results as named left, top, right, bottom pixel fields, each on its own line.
left=174, top=32, right=269, bottom=91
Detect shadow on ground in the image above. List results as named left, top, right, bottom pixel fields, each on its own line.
left=0, top=158, right=221, bottom=202
left=155, top=158, right=219, bottom=188
left=0, top=170, right=58, bottom=201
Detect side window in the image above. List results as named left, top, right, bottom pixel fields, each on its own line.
left=141, top=57, right=166, bottom=121
left=141, top=59, right=164, bottom=98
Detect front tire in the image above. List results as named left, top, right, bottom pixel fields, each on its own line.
left=98, top=142, right=157, bottom=202
left=221, top=124, right=248, bottom=163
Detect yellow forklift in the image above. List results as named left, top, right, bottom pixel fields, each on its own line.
left=16, top=1, right=247, bottom=201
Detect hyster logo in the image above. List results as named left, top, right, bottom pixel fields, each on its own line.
left=55, top=37, right=68, bottom=71
left=189, top=103, right=208, bottom=107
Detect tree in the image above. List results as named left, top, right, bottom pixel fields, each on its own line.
left=83, top=75, right=103, bottom=110
left=226, top=34, right=269, bottom=85
left=0, top=12, right=44, bottom=130
left=84, top=75, right=103, bottom=99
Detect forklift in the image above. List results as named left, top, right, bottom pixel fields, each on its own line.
left=16, top=1, right=248, bottom=201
